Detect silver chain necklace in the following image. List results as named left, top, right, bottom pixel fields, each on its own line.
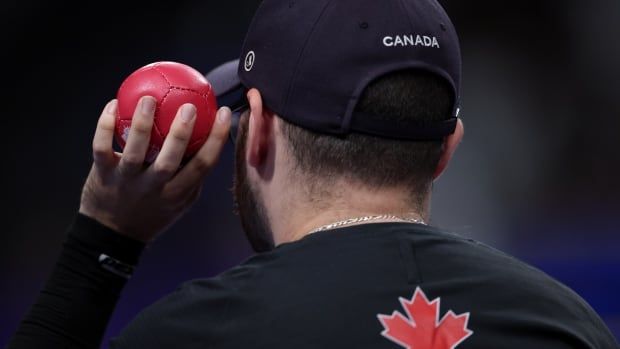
left=307, top=214, right=426, bottom=235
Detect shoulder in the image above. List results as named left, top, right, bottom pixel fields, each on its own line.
left=404, top=225, right=618, bottom=348
left=109, top=264, right=259, bottom=348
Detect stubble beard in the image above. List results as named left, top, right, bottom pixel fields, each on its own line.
left=232, top=115, right=275, bottom=252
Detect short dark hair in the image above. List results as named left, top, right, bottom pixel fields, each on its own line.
left=280, top=70, right=454, bottom=208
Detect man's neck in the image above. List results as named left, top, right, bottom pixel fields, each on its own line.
left=268, top=182, right=429, bottom=246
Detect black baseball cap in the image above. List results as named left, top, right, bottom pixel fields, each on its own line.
left=207, top=0, right=461, bottom=140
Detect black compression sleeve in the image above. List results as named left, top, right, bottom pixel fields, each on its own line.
left=7, top=213, right=145, bottom=349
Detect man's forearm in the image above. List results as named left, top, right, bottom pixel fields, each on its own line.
left=7, top=214, right=145, bottom=349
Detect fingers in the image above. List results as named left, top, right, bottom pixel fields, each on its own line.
left=92, top=100, right=118, bottom=168
left=148, top=104, right=197, bottom=183
left=170, top=107, right=231, bottom=190
left=118, top=96, right=156, bottom=175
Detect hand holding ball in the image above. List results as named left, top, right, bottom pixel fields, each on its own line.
left=80, top=63, right=230, bottom=242
left=115, top=62, right=218, bottom=160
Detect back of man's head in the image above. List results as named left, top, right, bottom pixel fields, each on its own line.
left=280, top=69, right=454, bottom=210
left=209, top=0, right=465, bottom=249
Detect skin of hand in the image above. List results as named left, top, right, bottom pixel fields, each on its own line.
left=79, top=96, right=231, bottom=243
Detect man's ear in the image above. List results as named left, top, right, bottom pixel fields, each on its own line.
left=246, top=88, right=275, bottom=167
left=433, top=119, right=464, bottom=180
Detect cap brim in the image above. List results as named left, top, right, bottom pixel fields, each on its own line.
left=206, top=59, right=242, bottom=98
left=206, top=59, right=248, bottom=112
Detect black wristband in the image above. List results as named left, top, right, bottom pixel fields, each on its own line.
left=70, top=213, right=145, bottom=271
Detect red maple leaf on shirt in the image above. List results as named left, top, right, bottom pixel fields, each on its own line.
left=377, top=288, right=473, bottom=349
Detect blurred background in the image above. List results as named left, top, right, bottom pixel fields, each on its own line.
left=2, top=0, right=619, bottom=345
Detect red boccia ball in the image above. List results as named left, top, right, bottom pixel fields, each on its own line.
left=115, top=61, right=218, bottom=161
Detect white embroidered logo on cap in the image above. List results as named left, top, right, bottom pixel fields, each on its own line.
left=244, top=51, right=256, bottom=71
left=383, top=34, right=440, bottom=48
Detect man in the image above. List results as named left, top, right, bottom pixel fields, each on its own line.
left=8, top=0, right=618, bottom=348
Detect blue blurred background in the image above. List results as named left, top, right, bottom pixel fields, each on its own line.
left=2, top=0, right=619, bottom=345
